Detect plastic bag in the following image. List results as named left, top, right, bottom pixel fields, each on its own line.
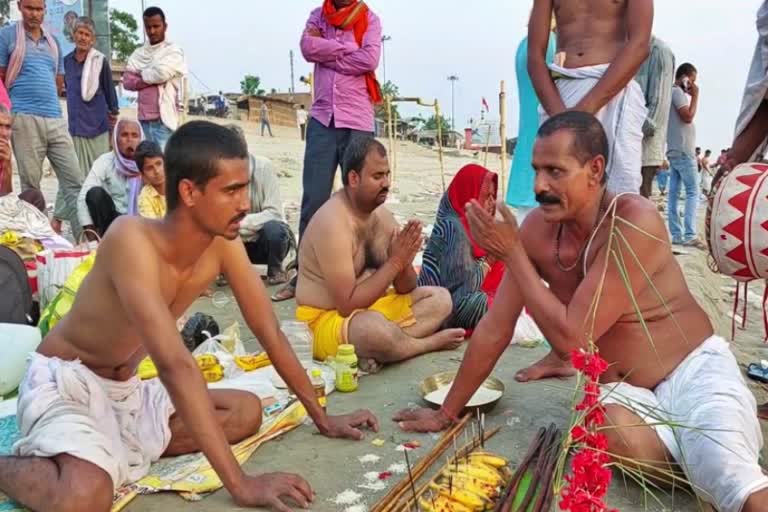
left=511, top=312, right=545, bottom=346
left=192, top=322, right=247, bottom=379
left=38, top=252, right=97, bottom=336
left=180, top=312, right=220, bottom=352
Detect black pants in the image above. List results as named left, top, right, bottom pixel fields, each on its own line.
left=640, top=166, right=659, bottom=198
left=243, top=220, right=292, bottom=276
left=300, top=123, right=307, bottom=141
left=85, top=187, right=121, bottom=236
left=298, top=117, right=373, bottom=238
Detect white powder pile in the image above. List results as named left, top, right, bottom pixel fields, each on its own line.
left=424, top=384, right=502, bottom=407
left=358, top=481, right=386, bottom=491
left=388, top=462, right=407, bottom=474
left=358, top=454, right=381, bottom=465
left=346, top=504, right=368, bottom=512
left=363, top=471, right=381, bottom=483
left=334, top=490, right=363, bottom=505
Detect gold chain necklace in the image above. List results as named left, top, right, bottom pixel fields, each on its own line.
left=555, top=191, right=607, bottom=273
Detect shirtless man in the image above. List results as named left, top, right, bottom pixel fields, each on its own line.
left=529, top=0, right=652, bottom=194
left=394, top=112, right=768, bottom=512
left=296, top=136, right=465, bottom=369
left=0, top=121, right=378, bottom=512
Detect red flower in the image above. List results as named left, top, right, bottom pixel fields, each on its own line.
left=378, top=471, right=393, bottom=480
left=571, top=350, right=609, bottom=380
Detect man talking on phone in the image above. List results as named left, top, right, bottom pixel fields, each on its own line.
left=666, top=62, right=704, bottom=249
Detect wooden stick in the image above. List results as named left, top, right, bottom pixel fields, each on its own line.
left=435, top=100, right=447, bottom=192
left=394, top=426, right=502, bottom=512
left=387, top=96, right=395, bottom=188
left=404, top=449, right=418, bottom=512
left=499, top=80, right=508, bottom=198
left=372, top=415, right=471, bottom=512
left=517, top=425, right=559, bottom=512
left=483, top=123, right=492, bottom=168
left=495, top=427, right=546, bottom=512
left=533, top=429, right=562, bottom=512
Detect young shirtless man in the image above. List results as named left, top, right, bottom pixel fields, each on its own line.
left=529, top=0, right=653, bottom=194
left=395, top=112, right=768, bottom=512
left=295, top=137, right=465, bottom=369
left=0, top=121, right=378, bottom=512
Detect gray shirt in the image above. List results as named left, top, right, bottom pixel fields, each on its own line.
left=635, top=36, right=676, bottom=167
left=667, top=86, right=696, bottom=158
left=238, top=154, right=285, bottom=242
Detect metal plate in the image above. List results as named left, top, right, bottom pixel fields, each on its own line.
left=419, top=371, right=505, bottom=414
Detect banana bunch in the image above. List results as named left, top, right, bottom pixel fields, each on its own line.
left=234, top=352, right=271, bottom=371
left=196, top=354, right=224, bottom=383
left=419, top=452, right=510, bottom=512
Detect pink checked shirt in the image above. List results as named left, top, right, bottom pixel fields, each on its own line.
left=300, top=7, right=381, bottom=132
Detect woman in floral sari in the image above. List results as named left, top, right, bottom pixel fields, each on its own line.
left=418, top=164, right=505, bottom=331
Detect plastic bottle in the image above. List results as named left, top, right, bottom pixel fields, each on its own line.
left=334, top=344, right=359, bottom=392
left=311, top=369, right=327, bottom=410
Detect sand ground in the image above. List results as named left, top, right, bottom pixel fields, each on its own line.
left=28, top=116, right=768, bottom=511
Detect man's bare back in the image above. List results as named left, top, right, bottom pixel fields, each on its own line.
left=553, top=0, right=629, bottom=68
left=296, top=192, right=394, bottom=310
left=519, top=194, right=713, bottom=389
left=39, top=217, right=223, bottom=380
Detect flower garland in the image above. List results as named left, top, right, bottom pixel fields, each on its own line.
left=560, top=349, right=616, bottom=512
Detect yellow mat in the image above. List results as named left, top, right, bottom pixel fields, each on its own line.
left=0, top=401, right=306, bottom=511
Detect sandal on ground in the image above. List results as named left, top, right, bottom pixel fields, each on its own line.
left=747, top=362, right=768, bottom=384
left=271, top=282, right=296, bottom=302
left=266, top=271, right=293, bottom=286
left=682, top=238, right=707, bottom=250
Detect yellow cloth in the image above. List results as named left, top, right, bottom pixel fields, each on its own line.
left=137, top=185, right=166, bottom=219
left=296, top=290, right=416, bottom=361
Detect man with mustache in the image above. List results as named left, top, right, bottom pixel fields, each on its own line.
left=0, top=0, right=84, bottom=236
left=273, top=0, right=383, bottom=302
left=0, top=121, right=377, bottom=512
left=77, top=119, right=145, bottom=236
left=395, top=112, right=768, bottom=512
left=296, top=136, right=465, bottom=371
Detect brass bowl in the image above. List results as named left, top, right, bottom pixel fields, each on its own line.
left=419, top=371, right=505, bottom=414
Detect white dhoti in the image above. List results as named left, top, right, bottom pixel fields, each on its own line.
left=13, top=353, right=175, bottom=489
left=601, top=336, right=768, bottom=512
left=540, top=64, right=647, bottom=195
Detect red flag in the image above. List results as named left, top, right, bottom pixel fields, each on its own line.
left=482, top=97, right=490, bottom=112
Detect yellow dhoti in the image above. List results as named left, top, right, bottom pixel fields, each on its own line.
left=296, top=290, right=416, bottom=361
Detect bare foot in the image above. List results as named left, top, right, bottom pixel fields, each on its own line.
left=359, top=358, right=383, bottom=374
left=515, top=351, right=576, bottom=382
left=50, top=217, right=62, bottom=234
left=422, top=328, right=466, bottom=352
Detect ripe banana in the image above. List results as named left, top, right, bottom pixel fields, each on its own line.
left=235, top=353, right=271, bottom=371
left=430, top=483, right=488, bottom=511
left=441, top=472, right=499, bottom=501
left=195, top=354, right=220, bottom=370
left=467, top=452, right=508, bottom=469
left=419, top=496, right=473, bottom=512
left=452, top=463, right=502, bottom=486
left=202, top=364, right=225, bottom=382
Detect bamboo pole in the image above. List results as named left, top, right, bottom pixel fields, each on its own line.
left=499, top=80, right=508, bottom=198
left=371, top=415, right=471, bottom=512
left=392, top=107, right=399, bottom=190
left=435, top=100, right=447, bottom=192
left=387, top=95, right=395, bottom=187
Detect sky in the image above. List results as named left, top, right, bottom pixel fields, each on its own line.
left=110, top=0, right=761, bottom=152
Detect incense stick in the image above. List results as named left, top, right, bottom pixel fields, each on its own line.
left=404, top=449, right=418, bottom=512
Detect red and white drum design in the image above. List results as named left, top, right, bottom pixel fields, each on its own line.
left=707, top=163, right=768, bottom=281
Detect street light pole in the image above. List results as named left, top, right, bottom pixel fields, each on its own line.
left=381, top=35, right=392, bottom=84
left=447, top=75, right=459, bottom=132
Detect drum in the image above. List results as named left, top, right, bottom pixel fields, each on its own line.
left=707, top=163, right=768, bottom=281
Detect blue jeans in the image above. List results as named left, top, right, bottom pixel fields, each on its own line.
left=656, top=169, right=669, bottom=192
left=667, top=154, right=699, bottom=243
left=141, top=120, right=173, bottom=150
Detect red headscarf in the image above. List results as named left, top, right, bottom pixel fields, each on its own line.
left=322, top=0, right=383, bottom=103
left=447, top=164, right=498, bottom=259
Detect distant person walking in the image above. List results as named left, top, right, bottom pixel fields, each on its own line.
left=64, top=16, right=119, bottom=177
left=0, top=0, right=84, bottom=236
left=296, top=104, right=308, bottom=141
left=274, top=0, right=383, bottom=302
left=666, top=62, right=705, bottom=249
left=636, top=35, right=675, bottom=198
left=260, top=101, right=273, bottom=137
left=123, top=7, right=186, bottom=149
